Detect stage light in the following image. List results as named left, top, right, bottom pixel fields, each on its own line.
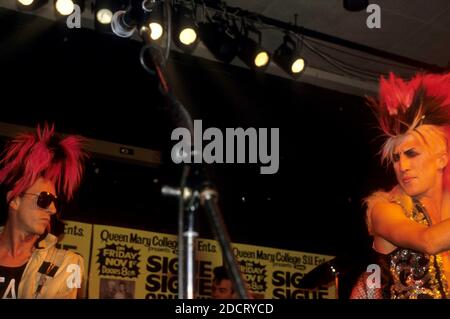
left=149, top=22, right=163, bottom=40
left=93, top=0, right=127, bottom=33
left=179, top=28, right=196, bottom=45
left=172, top=4, right=199, bottom=53
left=19, top=0, right=34, bottom=5
left=291, top=58, right=305, bottom=74
left=273, top=35, right=306, bottom=77
left=144, top=2, right=164, bottom=41
left=53, top=0, right=85, bottom=17
left=237, top=26, right=270, bottom=70
left=254, top=51, right=269, bottom=67
left=198, top=16, right=238, bottom=64
left=55, top=0, right=74, bottom=15
left=239, top=38, right=270, bottom=69
left=127, top=1, right=165, bottom=41
left=96, top=8, right=112, bottom=24
left=17, top=0, right=48, bottom=11
left=343, top=0, right=369, bottom=11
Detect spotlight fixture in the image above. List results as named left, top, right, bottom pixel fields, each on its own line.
left=93, top=0, right=127, bottom=32
left=18, top=0, right=34, bottom=5
left=54, top=0, right=84, bottom=16
left=237, top=23, right=270, bottom=70
left=172, top=4, right=199, bottom=53
left=198, top=15, right=238, bottom=64
left=144, top=1, right=164, bottom=41
left=96, top=8, right=112, bottom=24
left=110, top=0, right=163, bottom=38
left=148, top=21, right=163, bottom=40
left=343, top=0, right=369, bottom=12
left=273, top=35, right=306, bottom=77
left=55, top=0, right=75, bottom=15
left=16, top=0, right=48, bottom=11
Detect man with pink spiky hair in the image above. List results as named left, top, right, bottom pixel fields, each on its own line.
left=0, top=123, right=88, bottom=299
left=351, top=72, right=450, bottom=299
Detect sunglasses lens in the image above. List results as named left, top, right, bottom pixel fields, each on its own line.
left=37, top=192, right=57, bottom=210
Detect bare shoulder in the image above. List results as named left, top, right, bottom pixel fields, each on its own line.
left=369, top=200, right=410, bottom=236
left=371, top=200, right=405, bottom=221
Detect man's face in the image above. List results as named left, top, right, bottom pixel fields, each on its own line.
left=12, top=177, right=57, bottom=235
left=393, top=133, right=444, bottom=198
left=212, top=279, right=234, bottom=299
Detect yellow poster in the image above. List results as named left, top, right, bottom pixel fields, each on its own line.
left=195, top=238, right=222, bottom=298
left=58, top=220, right=93, bottom=298
left=232, top=243, right=336, bottom=299
left=85, top=223, right=336, bottom=299
left=89, top=224, right=221, bottom=299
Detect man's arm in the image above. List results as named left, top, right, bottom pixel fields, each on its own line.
left=371, top=201, right=450, bottom=255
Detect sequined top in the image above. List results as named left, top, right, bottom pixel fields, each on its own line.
left=374, top=197, right=449, bottom=299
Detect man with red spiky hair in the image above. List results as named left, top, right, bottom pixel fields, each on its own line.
left=351, top=72, right=450, bottom=299
left=0, top=124, right=88, bottom=299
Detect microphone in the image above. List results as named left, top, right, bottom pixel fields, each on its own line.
left=111, top=0, right=158, bottom=38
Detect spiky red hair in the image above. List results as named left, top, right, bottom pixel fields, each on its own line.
left=368, top=72, right=450, bottom=136
left=0, top=123, right=87, bottom=202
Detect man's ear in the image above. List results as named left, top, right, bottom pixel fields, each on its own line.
left=7, top=191, right=20, bottom=210
left=438, top=152, right=448, bottom=170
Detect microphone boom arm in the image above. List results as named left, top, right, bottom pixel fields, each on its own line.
left=138, top=15, right=249, bottom=300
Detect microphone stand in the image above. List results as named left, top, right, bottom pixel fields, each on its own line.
left=138, top=26, right=249, bottom=299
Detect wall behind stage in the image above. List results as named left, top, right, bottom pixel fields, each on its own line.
left=61, top=220, right=335, bottom=299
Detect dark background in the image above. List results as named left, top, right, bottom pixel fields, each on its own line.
left=0, top=8, right=398, bottom=297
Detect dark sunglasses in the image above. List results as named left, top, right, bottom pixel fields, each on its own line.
left=22, top=191, right=60, bottom=210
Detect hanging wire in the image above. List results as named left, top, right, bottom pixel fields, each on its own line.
left=286, top=28, right=382, bottom=81
left=303, top=37, right=420, bottom=72
left=189, top=0, right=198, bottom=23
left=293, top=10, right=416, bottom=73
left=304, top=40, right=380, bottom=77
left=302, top=40, right=379, bottom=81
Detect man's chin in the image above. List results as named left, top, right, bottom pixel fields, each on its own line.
left=32, top=227, right=47, bottom=236
left=399, top=184, right=415, bottom=196
left=401, top=186, right=422, bottom=198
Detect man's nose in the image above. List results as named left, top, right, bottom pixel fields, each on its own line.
left=398, top=155, right=410, bottom=171
left=46, top=202, right=57, bottom=215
